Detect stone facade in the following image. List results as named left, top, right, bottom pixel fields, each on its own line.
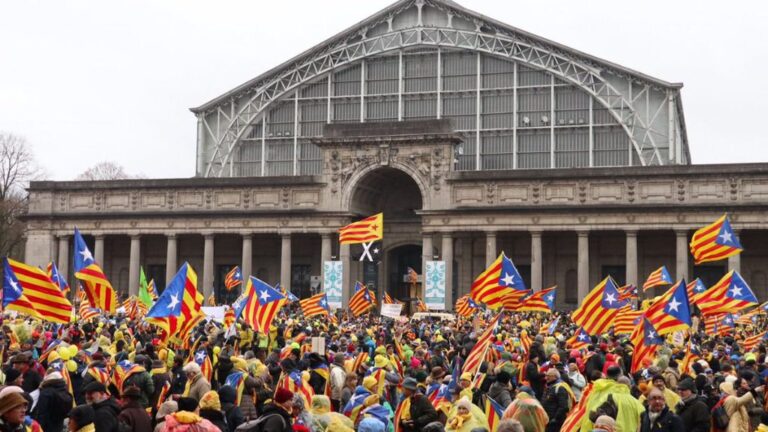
left=22, top=120, right=768, bottom=310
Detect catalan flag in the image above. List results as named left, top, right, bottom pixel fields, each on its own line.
left=383, top=292, right=400, bottom=304
left=407, top=267, right=419, bottom=285
left=697, top=270, right=758, bottom=315
left=689, top=214, right=742, bottom=264
left=146, top=262, right=203, bottom=340
left=736, top=308, right=762, bottom=325
left=5, top=258, right=72, bottom=323
left=225, top=371, right=247, bottom=405
left=703, top=313, right=726, bottom=335
left=2, top=259, right=43, bottom=319
left=78, top=302, right=100, bottom=321
left=455, top=295, right=478, bottom=318
left=339, top=213, right=383, bottom=245
left=566, top=327, right=591, bottom=351
left=516, top=286, right=556, bottom=313
left=571, top=277, right=622, bottom=335
left=618, top=284, right=638, bottom=302
left=299, top=292, right=331, bottom=318
left=194, top=350, right=213, bottom=382
left=349, top=282, right=374, bottom=317
left=155, top=381, right=171, bottom=411
left=223, top=307, right=235, bottom=329
left=485, top=396, right=505, bottom=432
left=642, top=266, right=673, bottom=291
left=614, top=304, right=642, bottom=335
left=630, top=318, right=663, bottom=373
left=561, top=382, right=593, bottom=432
left=462, top=313, right=501, bottom=376
left=678, top=345, right=701, bottom=376
left=278, top=370, right=314, bottom=406
left=224, top=266, right=243, bottom=291
left=470, top=252, right=528, bottom=310
left=282, top=287, right=299, bottom=303
left=686, top=278, right=707, bottom=303
left=73, top=228, right=117, bottom=313
left=743, top=332, right=768, bottom=352
left=242, top=277, right=285, bottom=334
left=642, top=279, right=692, bottom=336
left=46, top=261, right=70, bottom=295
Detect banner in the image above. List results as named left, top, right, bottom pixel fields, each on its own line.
left=381, top=303, right=403, bottom=319
left=424, top=260, right=446, bottom=310
left=201, top=306, right=226, bottom=322
left=323, top=261, right=343, bottom=310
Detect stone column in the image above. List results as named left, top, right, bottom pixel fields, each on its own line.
left=165, top=234, right=177, bottom=283
left=625, top=230, right=638, bottom=288
left=442, top=234, right=454, bottom=310
left=94, top=235, right=105, bottom=265
left=128, top=235, right=141, bottom=296
left=203, top=234, right=215, bottom=298
left=531, top=231, right=543, bottom=292
left=280, top=234, right=292, bottom=292
left=340, top=243, right=351, bottom=307
left=320, top=233, right=332, bottom=281
left=57, top=235, right=69, bottom=281
left=422, top=234, right=433, bottom=299
left=241, top=234, right=253, bottom=280
left=728, top=230, right=741, bottom=273
left=675, top=229, right=689, bottom=281
left=485, top=232, right=497, bottom=266
left=577, top=230, right=590, bottom=300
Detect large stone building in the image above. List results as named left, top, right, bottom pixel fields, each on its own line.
left=23, top=0, right=768, bottom=310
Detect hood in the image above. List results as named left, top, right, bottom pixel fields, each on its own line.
left=591, top=378, right=630, bottom=395
left=41, top=378, right=69, bottom=391
left=93, top=397, right=121, bottom=415
left=488, top=382, right=508, bottom=396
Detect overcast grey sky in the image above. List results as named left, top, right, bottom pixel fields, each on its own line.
left=2, top=1, right=767, bottom=180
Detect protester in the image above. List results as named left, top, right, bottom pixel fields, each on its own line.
left=181, top=363, right=211, bottom=402
left=0, top=391, right=30, bottom=432
left=33, top=370, right=73, bottom=431
left=154, top=401, right=178, bottom=432
left=158, top=397, right=218, bottom=432
left=675, top=378, right=710, bottom=432
left=68, top=405, right=95, bottom=432
left=83, top=382, right=120, bottom=432
left=640, top=387, right=684, bottom=432
left=117, top=386, right=152, bottom=432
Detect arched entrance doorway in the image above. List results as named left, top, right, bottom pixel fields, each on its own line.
left=349, top=167, right=423, bottom=304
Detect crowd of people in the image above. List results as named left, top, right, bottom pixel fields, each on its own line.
left=0, top=304, right=767, bottom=432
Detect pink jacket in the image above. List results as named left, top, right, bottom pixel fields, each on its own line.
left=160, top=413, right=220, bottom=432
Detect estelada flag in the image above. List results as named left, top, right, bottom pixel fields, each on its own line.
left=339, top=213, right=383, bottom=245
left=5, top=258, right=72, bottom=323
left=689, top=214, right=742, bottom=264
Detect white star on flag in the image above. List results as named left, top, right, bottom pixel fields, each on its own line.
left=647, top=330, right=656, bottom=339
left=167, top=294, right=180, bottom=310
left=259, top=290, right=270, bottom=302
left=195, top=352, right=205, bottom=363
left=501, top=273, right=515, bottom=286
left=578, top=333, right=588, bottom=341
left=546, top=295, right=554, bottom=302
left=730, top=285, right=743, bottom=297
left=79, top=248, right=93, bottom=262
left=719, top=230, right=733, bottom=244
left=605, top=293, right=616, bottom=305
left=667, top=297, right=681, bottom=313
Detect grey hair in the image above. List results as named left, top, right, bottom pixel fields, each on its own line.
left=546, top=368, right=560, bottom=379
left=182, top=362, right=201, bottom=375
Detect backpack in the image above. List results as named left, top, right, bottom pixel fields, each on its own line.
left=711, top=395, right=730, bottom=431
left=235, top=413, right=286, bottom=432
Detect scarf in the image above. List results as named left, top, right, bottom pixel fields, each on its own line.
left=447, top=412, right=472, bottom=430
left=173, top=411, right=203, bottom=424
left=76, top=425, right=96, bottom=432
left=150, top=367, right=167, bottom=376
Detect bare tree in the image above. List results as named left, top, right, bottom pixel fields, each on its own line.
left=75, top=161, right=143, bottom=181
left=0, top=133, right=44, bottom=258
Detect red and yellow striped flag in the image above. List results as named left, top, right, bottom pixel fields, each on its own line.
left=339, top=213, right=383, bottom=245
left=571, top=277, right=622, bottom=335
left=6, top=258, right=72, bottom=323
left=689, top=214, right=742, bottom=264
left=614, top=304, right=642, bottom=335
left=461, top=313, right=501, bottom=376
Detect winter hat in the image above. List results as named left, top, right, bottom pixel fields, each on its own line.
left=358, top=417, right=386, bottom=432
left=0, top=392, right=27, bottom=416
left=43, top=371, right=63, bottom=382
left=68, top=405, right=95, bottom=429
left=363, top=376, right=378, bottom=392
left=4, top=369, right=21, bottom=384
left=274, top=388, right=294, bottom=405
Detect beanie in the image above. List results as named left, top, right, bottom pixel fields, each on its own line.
left=274, top=387, right=294, bottom=405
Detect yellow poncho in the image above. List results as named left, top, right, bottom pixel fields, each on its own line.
left=579, top=379, right=645, bottom=432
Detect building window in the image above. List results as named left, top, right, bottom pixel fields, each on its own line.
left=292, top=265, right=312, bottom=299
left=601, top=265, right=626, bottom=286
